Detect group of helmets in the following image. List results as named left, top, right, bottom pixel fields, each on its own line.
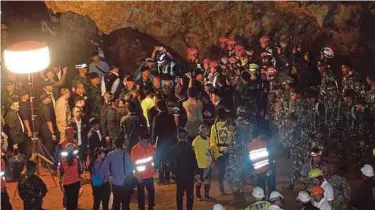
left=252, top=186, right=284, bottom=202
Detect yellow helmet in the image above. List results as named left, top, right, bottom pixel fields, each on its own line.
left=308, top=168, right=323, bottom=179
left=373, top=148, right=375, bottom=156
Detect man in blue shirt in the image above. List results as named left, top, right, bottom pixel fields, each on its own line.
left=89, top=52, right=109, bottom=81
left=104, top=138, right=135, bottom=210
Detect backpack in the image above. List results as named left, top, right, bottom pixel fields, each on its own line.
left=91, top=162, right=104, bottom=187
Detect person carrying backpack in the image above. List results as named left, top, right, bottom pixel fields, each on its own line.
left=89, top=147, right=110, bottom=210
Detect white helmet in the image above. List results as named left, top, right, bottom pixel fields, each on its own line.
left=252, top=186, right=265, bottom=199
left=321, top=47, right=334, bottom=59
left=213, top=203, right=225, bottom=210
left=297, top=191, right=311, bottom=203
left=269, top=206, right=285, bottom=210
left=269, top=191, right=284, bottom=202
left=361, top=164, right=374, bottom=177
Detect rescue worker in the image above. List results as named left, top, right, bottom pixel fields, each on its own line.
left=301, top=147, right=328, bottom=180
left=269, top=191, right=285, bottom=210
left=308, top=169, right=334, bottom=204
left=72, top=62, right=90, bottom=89
left=1, top=158, right=13, bottom=210
left=326, top=164, right=351, bottom=210
left=131, top=132, right=156, bottom=210
left=210, top=108, right=234, bottom=195
left=244, top=186, right=270, bottom=210
left=192, top=123, right=214, bottom=201
left=248, top=132, right=274, bottom=193
left=311, top=186, right=332, bottom=210
left=58, top=143, right=82, bottom=210
left=296, top=191, right=319, bottom=210
left=53, top=127, right=78, bottom=170
left=348, top=164, right=375, bottom=210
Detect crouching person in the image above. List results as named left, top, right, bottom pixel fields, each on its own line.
left=245, top=186, right=270, bottom=210
left=131, top=132, right=156, bottom=210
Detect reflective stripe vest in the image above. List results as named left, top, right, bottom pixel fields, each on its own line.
left=245, top=200, right=271, bottom=210
left=131, top=142, right=155, bottom=179
left=248, top=138, right=269, bottom=174
left=60, top=156, right=81, bottom=186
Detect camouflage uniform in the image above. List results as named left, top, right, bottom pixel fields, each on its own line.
left=235, top=82, right=258, bottom=124
left=341, top=74, right=366, bottom=100
left=350, top=107, right=373, bottom=163
left=325, top=97, right=345, bottom=156
left=1, top=90, right=19, bottom=117
left=18, top=174, right=47, bottom=210
left=86, top=83, right=103, bottom=118
left=328, top=175, right=351, bottom=210
left=72, top=75, right=90, bottom=89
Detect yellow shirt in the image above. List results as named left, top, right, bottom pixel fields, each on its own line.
left=192, top=135, right=211, bottom=168
left=141, top=97, right=155, bottom=127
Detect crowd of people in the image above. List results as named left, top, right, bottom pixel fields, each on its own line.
left=1, top=33, right=375, bottom=210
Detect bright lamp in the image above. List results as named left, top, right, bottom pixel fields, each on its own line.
left=4, top=41, right=50, bottom=74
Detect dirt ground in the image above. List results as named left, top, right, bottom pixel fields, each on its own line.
left=5, top=147, right=363, bottom=210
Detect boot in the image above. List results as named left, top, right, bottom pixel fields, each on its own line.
left=204, top=184, right=214, bottom=201
left=195, top=184, right=203, bottom=201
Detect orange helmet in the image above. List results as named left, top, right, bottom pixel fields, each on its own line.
left=187, top=47, right=198, bottom=55
left=203, top=58, right=211, bottom=64
left=219, top=36, right=229, bottom=44
left=209, top=61, right=219, bottom=68
left=227, top=38, right=237, bottom=46
left=234, top=45, right=244, bottom=52
left=259, top=36, right=271, bottom=44
left=229, top=56, right=237, bottom=64
left=311, top=186, right=324, bottom=197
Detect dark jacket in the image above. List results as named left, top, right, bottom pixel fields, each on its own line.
left=18, top=174, right=47, bottom=209
left=302, top=202, right=320, bottom=210
left=106, top=106, right=120, bottom=139
left=69, top=93, right=92, bottom=119
left=5, top=109, right=25, bottom=145
left=171, top=141, right=197, bottom=182
left=349, top=178, right=375, bottom=210
left=120, top=113, right=147, bottom=153
left=87, top=129, right=106, bottom=154
left=151, top=111, right=176, bottom=144
left=100, top=103, right=110, bottom=136
left=70, top=117, right=90, bottom=146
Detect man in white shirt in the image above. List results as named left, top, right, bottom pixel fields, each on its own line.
left=101, top=62, right=121, bottom=97
left=311, top=186, right=332, bottom=210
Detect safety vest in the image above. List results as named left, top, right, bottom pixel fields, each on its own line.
left=131, top=142, right=155, bottom=179
left=248, top=138, right=270, bottom=174
left=60, top=152, right=80, bottom=185
left=245, top=200, right=271, bottom=210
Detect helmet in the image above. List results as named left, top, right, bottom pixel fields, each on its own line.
left=249, top=63, right=259, bottom=70
left=269, top=191, right=284, bottom=202
left=229, top=56, right=237, bottom=64
left=259, top=36, right=271, bottom=44
left=227, top=38, right=237, bottom=46
left=75, top=62, right=88, bottom=69
left=252, top=186, right=265, bottom=199
left=261, top=52, right=272, bottom=58
left=280, top=76, right=294, bottom=85
left=311, top=186, right=324, bottom=197
left=156, top=53, right=168, bottom=64
left=308, top=168, right=323, bottom=179
left=321, top=47, right=334, bottom=59
left=373, top=148, right=375, bottom=157
left=187, top=47, right=198, bottom=55
left=361, top=164, right=374, bottom=177
left=219, top=36, right=228, bottom=44
left=209, top=61, right=219, bottom=68
left=267, top=67, right=277, bottom=77
left=213, top=203, right=225, bottom=210
left=297, top=191, right=311, bottom=203
left=310, top=147, right=322, bottom=157
left=65, top=143, right=75, bottom=153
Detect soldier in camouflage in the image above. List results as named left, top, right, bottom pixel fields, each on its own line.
left=326, top=163, right=351, bottom=210
left=72, top=62, right=90, bottom=90
left=1, top=81, right=19, bottom=117
left=340, top=63, right=366, bottom=100
left=87, top=72, right=103, bottom=118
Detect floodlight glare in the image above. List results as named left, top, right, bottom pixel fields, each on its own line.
left=4, top=41, right=50, bottom=74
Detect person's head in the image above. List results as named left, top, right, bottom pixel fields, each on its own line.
left=65, top=127, right=75, bottom=141
left=311, top=186, right=324, bottom=202
left=269, top=191, right=284, bottom=207
left=26, top=161, right=37, bottom=175
left=112, top=99, right=120, bottom=108
left=91, top=147, right=106, bottom=163
left=40, top=93, right=52, bottom=104
left=91, top=52, right=100, bottom=63
left=19, top=90, right=30, bottom=102
left=139, top=132, right=149, bottom=146
left=43, top=80, right=54, bottom=93
left=308, top=168, right=324, bottom=185
left=187, top=87, right=196, bottom=99
left=198, top=123, right=210, bottom=138
left=217, top=74, right=227, bottom=86
left=126, top=100, right=137, bottom=113
left=144, top=88, right=154, bottom=98
left=78, top=66, right=88, bottom=76
left=187, top=47, right=199, bottom=61
left=291, top=89, right=302, bottom=101
left=118, top=99, right=126, bottom=108
left=177, top=128, right=188, bottom=142
left=317, top=62, right=327, bottom=74
left=89, top=118, right=100, bottom=130
left=6, top=81, right=15, bottom=92
left=73, top=106, right=83, bottom=118
left=341, top=63, right=352, bottom=76
left=75, top=83, right=85, bottom=95
left=142, top=69, right=150, bottom=80
left=259, top=36, right=270, bottom=49
left=366, top=75, right=375, bottom=87
left=296, top=191, right=311, bottom=206
left=153, top=75, right=161, bottom=89
left=354, top=98, right=366, bottom=112
left=213, top=203, right=225, bottom=210
left=343, top=90, right=354, bottom=105
left=125, top=75, right=135, bottom=89
left=195, top=70, right=204, bottom=82
left=310, top=147, right=323, bottom=164
left=60, top=88, right=71, bottom=100
left=360, top=164, right=374, bottom=180
left=114, top=138, right=124, bottom=149
left=241, top=71, right=251, bottom=84
left=111, top=62, right=120, bottom=73
left=252, top=186, right=265, bottom=201
left=225, top=116, right=235, bottom=131
left=9, top=100, right=19, bottom=112
left=210, top=89, right=220, bottom=104
left=75, top=99, right=85, bottom=109
left=88, top=72, right=100, bottom=85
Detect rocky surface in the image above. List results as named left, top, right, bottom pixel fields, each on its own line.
left=45, top=1, right=375, bottom=61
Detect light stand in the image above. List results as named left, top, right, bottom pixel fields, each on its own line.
left=4, top=41, right=58, bottom=199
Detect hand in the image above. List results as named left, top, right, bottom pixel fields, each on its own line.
left=13, top=144, right=18, bottom=151
left=52, top=134, right=57, bottom=141
left=62, top=67, right=68, bottom=75
left=27, top=131, right=32, bottom=137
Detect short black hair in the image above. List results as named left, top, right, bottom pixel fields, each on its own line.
left=156, top=100, right=167, bottom=112
left=144, top=88, right=154, bottom=96
left=140, top=132, right=150, bottom=140
left=241, top=71, right=251, bottom=82
left=177, top=128, right=188, bottom=140
left=88, top=72, right=99, bottom=80
left=114, top=138, right=124, bottom=148
left=217, top=74, right=227, bottom=85
left=126, top=101, right=137, bottom=113
left=26, top=161, right=37, bottom=173
left=89, top=118, right=100, bottom=127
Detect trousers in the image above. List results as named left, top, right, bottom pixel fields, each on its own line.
left=217, top=155, right=227, bottom=192
left=137, top=177, right=155, bottom=210
left=176, top=179, right=194, bottom=210
left=63, top=181, right=80, bottom=210
left=112, top=185, right=133, bottom=210
left=92, top=182, right=111, bottom=210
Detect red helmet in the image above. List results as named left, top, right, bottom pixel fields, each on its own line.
left=187, top=47, right=198, bottom=55
left=227, top=38, right=237, bottom=46
left=203, top=58, right=211, bottom=64
left=219, top=36, right=229, bottom=44
left=234, top=45, right=244, bottom=51
left=267, top=67, right=277, bottom=76
left=229, top=56, right=237, bottom=64
left=209, top=61, right=219, bottom=68
left=259, top=36, right=271, bottom=44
